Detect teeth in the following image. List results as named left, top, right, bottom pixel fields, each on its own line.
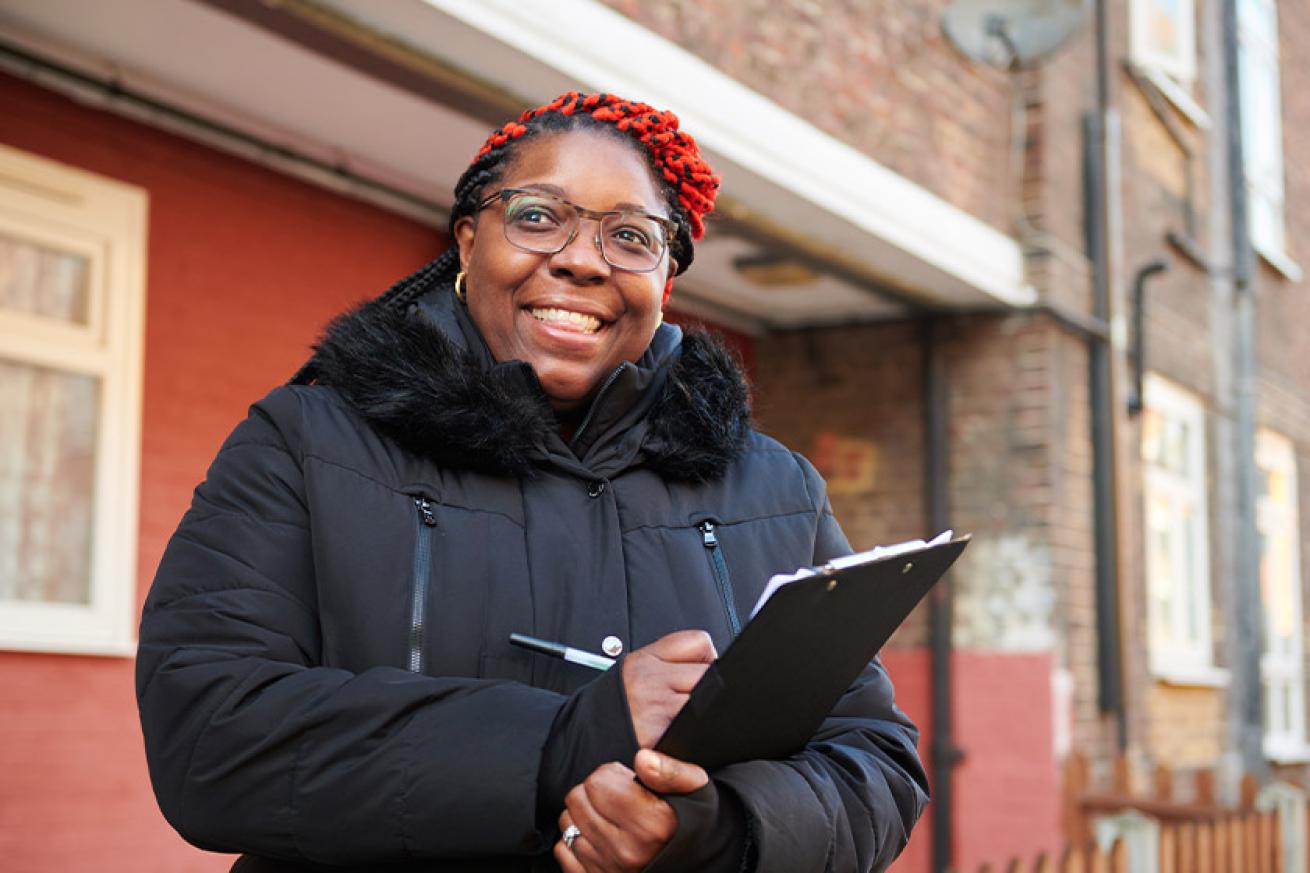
left=529, top=307, right=602, bottom=334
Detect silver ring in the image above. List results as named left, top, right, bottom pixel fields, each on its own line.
left=562, top=824, right=581, bottom=850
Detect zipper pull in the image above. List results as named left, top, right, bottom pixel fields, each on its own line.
left=700, top=520, right=717, bottom=548
left=414, top=497, right=436, bottom=527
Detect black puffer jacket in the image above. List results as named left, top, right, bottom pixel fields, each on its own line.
left=137, top=287, right=928, bottom=872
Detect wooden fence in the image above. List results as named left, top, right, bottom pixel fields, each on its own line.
left=956, top=753, right=1287, bottom=873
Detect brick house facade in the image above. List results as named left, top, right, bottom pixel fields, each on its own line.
left=608, top=0, right=1310, bottom=865
left=1, top=1, right=1307, bottom=871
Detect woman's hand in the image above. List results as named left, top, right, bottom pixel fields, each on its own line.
left=554, top=750, right=708, bottom=873
left=621, top=630, right=717, bottom=749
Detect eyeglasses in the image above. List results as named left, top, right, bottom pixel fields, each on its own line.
left=476, top=188, right=676, bottom=273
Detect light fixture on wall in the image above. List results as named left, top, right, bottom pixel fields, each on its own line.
left=731, top=252, right=820, bottom=288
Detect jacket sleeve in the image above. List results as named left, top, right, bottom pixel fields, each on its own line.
left=135, top=387, right=628, bottom=865
left=694, top=453, right=930, bottom=873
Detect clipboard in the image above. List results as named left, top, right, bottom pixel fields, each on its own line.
left=654, top=534, right=970, bottom=771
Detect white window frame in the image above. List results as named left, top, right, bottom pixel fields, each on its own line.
left=1257, top=429, right=1306, bottom=760
left=1238, top=0, right=1300, bottom=278
left=1142, top=373, right=1218, bottom=681
left=1130, top=0, right=1197, bottom=85
left=0, top=143, right=147, bottom=656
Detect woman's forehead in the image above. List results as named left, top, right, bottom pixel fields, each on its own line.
left=498, top=129, right=666, bottom=213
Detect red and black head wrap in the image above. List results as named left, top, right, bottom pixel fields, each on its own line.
left=475, top=92, right=719, bottom=241
left=455, top=91, right=720, bottom=304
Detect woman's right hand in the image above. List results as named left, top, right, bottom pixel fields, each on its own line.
left=620, top=630, right=717, bottom=748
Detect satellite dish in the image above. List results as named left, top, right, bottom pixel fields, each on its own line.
left=942, top=0, right=1089, bottom=69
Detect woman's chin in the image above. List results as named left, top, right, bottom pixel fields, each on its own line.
left=534, top=366, right=604, bottom=412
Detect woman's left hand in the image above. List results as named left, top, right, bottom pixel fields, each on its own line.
left=555, top=749, right=707, bottom=873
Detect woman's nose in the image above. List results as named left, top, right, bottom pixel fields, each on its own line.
left=548, top=219, right=611, bottom=282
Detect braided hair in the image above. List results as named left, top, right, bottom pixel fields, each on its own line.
left=290, top=91, right=719, bottom=386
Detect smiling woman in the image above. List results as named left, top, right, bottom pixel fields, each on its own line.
left=456, top=130, right=670, bottom=415
left=136, top=92, right=929, bottom=873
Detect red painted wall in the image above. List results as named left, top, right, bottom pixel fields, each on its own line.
left=0, top=72, right=443, bottom=871
left=884, top=649, right=1061, bottom=873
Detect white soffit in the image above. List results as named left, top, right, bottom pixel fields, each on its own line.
left=412, top=0, right=1035, bottom=309
left=0, top=0, right=481, bottom=215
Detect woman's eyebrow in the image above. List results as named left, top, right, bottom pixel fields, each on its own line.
left=516, top=183, right=660, bottom=215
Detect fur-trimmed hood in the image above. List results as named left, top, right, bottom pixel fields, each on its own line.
left=307, top=288, right=751, bottom=481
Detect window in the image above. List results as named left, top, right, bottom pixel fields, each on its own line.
left=1239, top=0, right=1297, bottom=275
left=1131, top=0, right=1197, bottom=84
left=1142, top=374, right=1216, bottom=679
left=0, top=143, right=146, bottom=655
left=1257, top=429, right=1305, bottom=759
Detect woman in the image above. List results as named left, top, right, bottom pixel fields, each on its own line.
left=137, top=92, right=928, bottom=873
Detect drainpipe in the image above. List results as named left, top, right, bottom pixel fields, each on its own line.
left=1085, top=0, right=1127, bottom=748
left=923, top=317, right=958, bottom=873
left=1220, top=0, right=1265, bottom=779
left=1127, top=260, right=1169, bottom=416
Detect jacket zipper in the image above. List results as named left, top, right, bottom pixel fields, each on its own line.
left=408, top=496, right=437, bottom=673
left=699, top=520, right=741, bottom=637
left=571, top=364, right=627, bottom=448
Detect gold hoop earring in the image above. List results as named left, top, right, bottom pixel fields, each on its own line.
left=453, top=271, right=467, bottom=304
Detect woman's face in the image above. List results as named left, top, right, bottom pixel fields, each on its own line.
left=454, top=129, right=673, bottom=412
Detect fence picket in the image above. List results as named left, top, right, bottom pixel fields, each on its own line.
left=1159, top=823, right=1175, bottom=873
left=1178, top=821, right=1196, bottom=873
left=1198, top=820, right=1213, bottom=873
left=1060, top=843, right=1084, bottom=873
left=960, top=753, right=1293, bottom=873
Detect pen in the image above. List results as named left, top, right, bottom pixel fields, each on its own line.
left=509, top=632, right=616, bottom=671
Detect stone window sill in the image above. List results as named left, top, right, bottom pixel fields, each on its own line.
left=1152, top=664, right=1231, bottom=688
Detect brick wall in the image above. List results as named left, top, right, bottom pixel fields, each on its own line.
left=1146, top=684, right=1225, bottom=767
left=752, top=312, right=1071, bottom=868
left=753, top=321, right=928, bottom=644
left=599, top=0, right=1015, bottom=234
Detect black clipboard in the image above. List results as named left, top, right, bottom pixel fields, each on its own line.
left=654, top=535, right=970, bottom=771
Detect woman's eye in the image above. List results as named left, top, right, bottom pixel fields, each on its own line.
left=509, top=200, right=564, bottom=229
left=609, top=224, right=655, bottom=250
left=517, top=207, right=558, bottom=225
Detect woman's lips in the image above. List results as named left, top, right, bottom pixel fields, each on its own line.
left=527, top=306, right=604, bottom=334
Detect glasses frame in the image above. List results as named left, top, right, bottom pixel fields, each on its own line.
left=475, top=187, right=677, bottom=274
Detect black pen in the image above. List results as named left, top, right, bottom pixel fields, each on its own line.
left=509, top=632, right=616, bottom=671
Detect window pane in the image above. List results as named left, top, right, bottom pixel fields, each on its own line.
left=0, top=232, right=90, bottom=324
left=0, top=357, right=99, bottom=604
left=1268, top=533, right=1296, bottom=646
left=1147, top=0, right=1184, bottom=59
left=1147, top=495, right=1178, bottom=645
left=1163, top=417, right=1189, bottom=476
left=1239, top=0, right=1275, bottom=49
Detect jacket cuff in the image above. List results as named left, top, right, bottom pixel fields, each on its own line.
left=536, top=658, right=641, bottom=828
left=644, top=780, right=751, bottom=873
left=714, top=760, right=832, bottom=873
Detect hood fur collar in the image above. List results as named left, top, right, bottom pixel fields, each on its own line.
left=308, top=293, right=751, bottom=481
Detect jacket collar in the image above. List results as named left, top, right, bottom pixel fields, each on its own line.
left=307, top=286, right=751, bottom=481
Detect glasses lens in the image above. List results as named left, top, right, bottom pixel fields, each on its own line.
left=503, top=193, right=573, bottom=252
left=599, top=214, right=664, bottom=271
